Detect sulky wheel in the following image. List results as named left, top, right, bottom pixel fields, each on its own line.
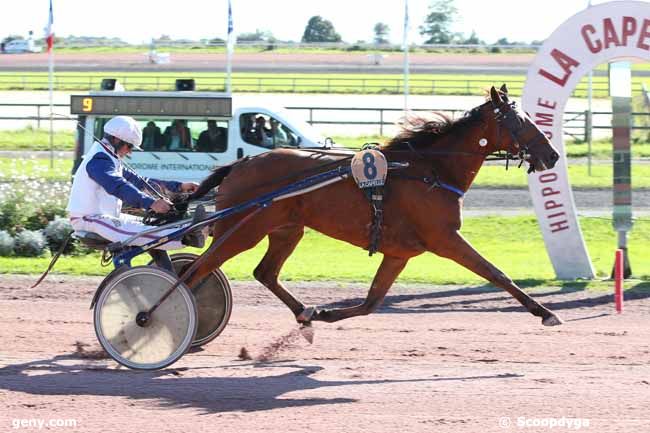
left=163, top=253, right=233, bottom=348
left=93, top=266, right=198, bottom=370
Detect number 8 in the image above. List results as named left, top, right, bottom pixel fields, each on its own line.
left=363, top=152, right=377, bottom=180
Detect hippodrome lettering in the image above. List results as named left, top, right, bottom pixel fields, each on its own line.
left=531, top=97, right=570, bottom=234
left=538, top=172, right=569, bottom=233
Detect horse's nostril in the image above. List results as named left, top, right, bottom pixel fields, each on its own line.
left=551, top=152, right=559, bottom=162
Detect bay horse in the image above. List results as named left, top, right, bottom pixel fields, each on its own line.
left=186, top=85, right=563, bottom=327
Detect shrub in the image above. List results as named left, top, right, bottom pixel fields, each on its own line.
left=0, top=193, right=33, bottom=234
left=0, top=230, right=14, bottom=256
left=13, top=230, right=47, bottom=257
left=43, top=217, right=75, bottom=254
left=25, top=203, right=67, bottom=231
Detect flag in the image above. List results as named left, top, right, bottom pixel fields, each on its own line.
left=227, top=0, right=234, bottom=49
left=45, top=0, right=54, bottom=53
left=401, top=0, right=409, bottom=50
left=225, top=0, right=234, bottom=93
left=227, top=0, right=233, bottom=36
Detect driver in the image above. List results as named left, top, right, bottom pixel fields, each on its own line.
left=66, top=115, right=207, bottom=250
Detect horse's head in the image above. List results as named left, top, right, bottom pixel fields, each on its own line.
left=486, top=84, right=560, bottom=172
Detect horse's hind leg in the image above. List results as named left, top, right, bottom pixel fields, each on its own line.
left=309, top=255, right=408, bottom=323
left=433, top=231, right=562, bottom=326
left=182, top=212, right=276, bottom=292
left=253, top=225, right=308, bottom=318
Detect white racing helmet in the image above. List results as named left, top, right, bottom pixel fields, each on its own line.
left=104, top=116, right=143, bottom=150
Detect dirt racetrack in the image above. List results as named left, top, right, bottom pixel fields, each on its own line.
left=0, top=51, right=536, bottom=73
left=1, top=274, right=650, bottom=433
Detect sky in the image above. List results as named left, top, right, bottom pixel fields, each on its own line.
left=0, top=0, right=640, bottom=45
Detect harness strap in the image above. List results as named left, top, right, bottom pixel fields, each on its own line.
left=366, top=186, right=384, bottom=256
left=392, top=172, right=465, bottom=198
left=437, top=182, right=465, bottom=197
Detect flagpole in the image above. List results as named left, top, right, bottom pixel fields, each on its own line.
left=226, top=0, right=233, bottom=94
left=48, top=46, right=54, bottom=168
left=47, top=0, right=54, bottom=168
left=587, top=0, right=593, bottom=176
left=402, top=0, right=409, bottom=112
left=226, top=45, right=232, bottom=94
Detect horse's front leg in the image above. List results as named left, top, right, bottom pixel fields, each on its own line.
left=306, top=255, right=408, bottom=323
left=433, top=230, right=562, bottom=326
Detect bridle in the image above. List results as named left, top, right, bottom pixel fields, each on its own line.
left=490, top=97, right=549, bottom=173
left=381, top=99, right=550, bottom=196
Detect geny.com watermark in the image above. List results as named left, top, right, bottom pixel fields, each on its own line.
left=11, top=418, right=77, bottom=430
left=499, top=416, right=590, bottom=430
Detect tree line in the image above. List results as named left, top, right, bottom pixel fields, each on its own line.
left=249, top=0, right=538, bottom=46
left=2, top=1, right=539, bottom=49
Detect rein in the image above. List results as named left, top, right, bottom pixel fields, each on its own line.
left=195, top=150, right=354, bottom=204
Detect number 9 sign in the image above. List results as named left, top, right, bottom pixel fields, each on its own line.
left=82, top=97, right=93, bottom=112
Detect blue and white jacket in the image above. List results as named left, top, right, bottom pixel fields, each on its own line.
left=67, top=139, right=181, bottom=218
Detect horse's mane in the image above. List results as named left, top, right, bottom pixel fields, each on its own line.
left=382, top=106, right=483, bottom=151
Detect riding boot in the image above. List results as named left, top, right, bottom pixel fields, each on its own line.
left=149, top=249, right=173, bottom=272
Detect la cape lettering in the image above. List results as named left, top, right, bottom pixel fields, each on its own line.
left=581, top=16, right=650, bottom=53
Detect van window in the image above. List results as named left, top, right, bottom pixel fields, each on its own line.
left=92, top=117, right=228, bottom=153
left=239, top=113, right=299, bottom=148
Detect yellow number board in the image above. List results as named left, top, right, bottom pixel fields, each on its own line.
left=70, top=95, right=232, bottom=117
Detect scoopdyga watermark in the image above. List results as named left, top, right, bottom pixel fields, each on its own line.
left=11, top=418, right=77, bottom=430
left=499, top=416, right=590, bottom=430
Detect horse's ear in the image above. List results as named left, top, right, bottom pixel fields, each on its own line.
left=500, top=83, right=508, bottom=95
left=490, top=86, right=503, bottom=104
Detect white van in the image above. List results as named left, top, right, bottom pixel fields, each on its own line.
left=3, top=39, right=42, bottom=53
left=70, top=90, right=332, bottom=182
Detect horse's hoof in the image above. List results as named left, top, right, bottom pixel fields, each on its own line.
left=542, top=314, right=563, bottom=326
left=296, top=306, right=317, bottom=324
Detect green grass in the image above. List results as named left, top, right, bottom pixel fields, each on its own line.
left=0, top=158, right=73, bottom=182
left=2, top=153, right=650, bottom=189
left=4, top=129, right=650, bottom=160
left=331, top=136, right=650, bottom=158
left=474, top=164, right=650, bottom=189
left=0, top=128, right=75, bottom=151
left=0, top=70, right=525, bottom=94
left=2, top=216, right=649, bottom=285
left=1, top=70, right=647, bottom=98
left=565, top=139, right=650, bottom=158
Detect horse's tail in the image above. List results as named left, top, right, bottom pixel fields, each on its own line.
left=189, top=163, right=234, bottom=200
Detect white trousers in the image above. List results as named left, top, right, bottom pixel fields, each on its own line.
left=70, top=213, right=185, bottom=250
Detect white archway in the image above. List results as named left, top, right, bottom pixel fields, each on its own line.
left=522, top=1, right=650, bottom=279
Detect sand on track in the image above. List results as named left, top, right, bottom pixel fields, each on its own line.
left=1, top=274, right=649, bottom=433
